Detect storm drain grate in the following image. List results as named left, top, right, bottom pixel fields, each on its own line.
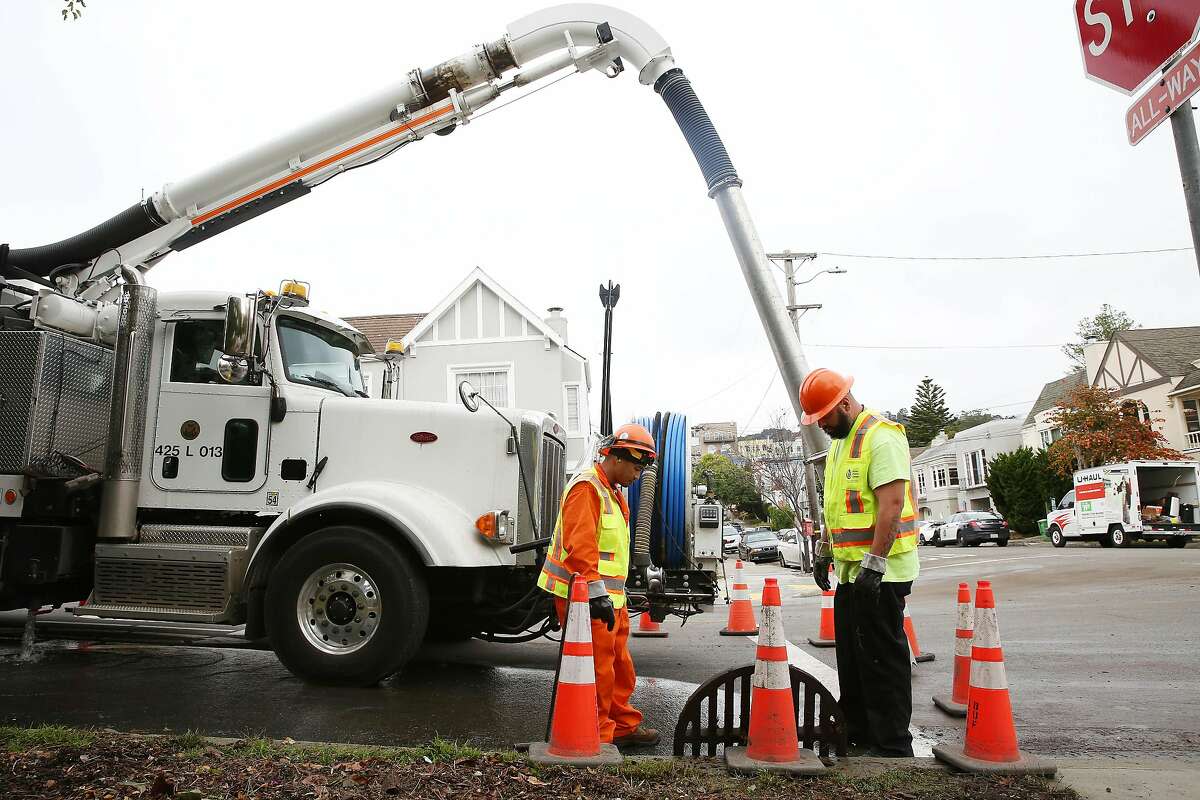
left=673, top=663, right=847, bottom=758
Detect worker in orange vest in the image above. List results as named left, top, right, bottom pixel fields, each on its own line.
left=537, top=423, right=661, bottom=749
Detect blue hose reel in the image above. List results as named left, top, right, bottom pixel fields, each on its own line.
left=628, top=411, right=689, bottom=569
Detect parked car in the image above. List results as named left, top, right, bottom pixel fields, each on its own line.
left=918, top=520, right=944, bottom=546
left=776, top=528, right=809, bottom=570
left=738, top=530, right=781, bottom=563
left=940, top=511, right=1010, bottom=547
left=722, top=525, right=742, bottom=555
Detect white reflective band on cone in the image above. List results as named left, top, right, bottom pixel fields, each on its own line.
left=752, top=659, right=790, bottom=690
left=970, top=659, right=1008, bottom=690
left=957, top=602, right=973, bottom=630
left=973, top=608, right=1001, bottom=648
left=758, top=607, right=785, bottom=646
left=567, top=601, right=592, bottom=642
left=954, top=635, right=972, bottom=658
left=560, top=654, right=597, bottom=685
left=732, top=587, right=750, bottom=600
left=821, top=594, right=834, bottom=609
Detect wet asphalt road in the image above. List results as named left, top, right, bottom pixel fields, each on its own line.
left=2, top=543, right=1198, bottom=760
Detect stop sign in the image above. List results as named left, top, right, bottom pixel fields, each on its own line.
left=1075, top=0, right=1200, bottom=94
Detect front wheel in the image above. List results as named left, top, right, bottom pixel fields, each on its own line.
left=266, top=525, right=429, bottom=685
left=1050, top=526, right=1066, bottom=548
left=997, top=539, right=1008, bottom=547
left=1167, top=537, right=1189, bottom=548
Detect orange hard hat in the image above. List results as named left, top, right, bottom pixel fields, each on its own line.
left=601, top=422, right=657, bottom=461
left=799, top=368, right=854, bottom=425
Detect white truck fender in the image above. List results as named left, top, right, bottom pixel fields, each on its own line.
left=247, top=480, right=511, bottom=579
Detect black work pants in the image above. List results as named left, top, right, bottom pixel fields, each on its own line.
left=833, top=580, right=913, bottom=756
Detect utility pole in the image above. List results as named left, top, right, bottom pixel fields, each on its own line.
left=1169, top=104, right=1200, bottom=278
left=765, top=249, right=825, bottom=534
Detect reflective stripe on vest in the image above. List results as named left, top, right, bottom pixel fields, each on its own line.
left=822, top=410, right=918, bottom=563
left=537, top=466, right=631, bottom=608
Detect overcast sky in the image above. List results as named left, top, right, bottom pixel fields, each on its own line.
left=4, top=1, right=1199, bottom=435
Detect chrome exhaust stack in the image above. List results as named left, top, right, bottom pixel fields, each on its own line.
left=98, top=267, right=157, bottom=541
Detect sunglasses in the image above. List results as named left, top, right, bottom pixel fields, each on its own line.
left=615, top=450, right=655, bottom=469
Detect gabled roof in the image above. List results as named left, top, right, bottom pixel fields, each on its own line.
left=401, top=266, right=568, bottom=350
left=341, top=313, right=426, bottom=353
left=1171, top=367, right=1200, bottom=395
left=1023, top=371, right=1086, bottom=426
left=1115, top=326, right=1200, bottom=378
left=911, top=437, right=956, bottom=465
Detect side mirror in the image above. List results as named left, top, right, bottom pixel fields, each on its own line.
left=458, top=380, right=479, bottom=413
left=223, top=295, right=256, bottom=358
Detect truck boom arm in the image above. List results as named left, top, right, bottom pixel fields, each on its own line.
left=1, top=3, right=830, bottom=457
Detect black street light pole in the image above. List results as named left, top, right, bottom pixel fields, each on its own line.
left=598, top=281, right=620, bottom=437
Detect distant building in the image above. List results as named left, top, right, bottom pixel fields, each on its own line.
left=690, top=421, right=738, bottom=461
left=1021, top=326, right=1200, bottom=458
left=345, top=267, right=593, bottom=474
left=911, top=419, right=1024, bottom=520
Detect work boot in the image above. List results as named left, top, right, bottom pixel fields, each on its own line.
left=612, top=726, right=660, bottom=749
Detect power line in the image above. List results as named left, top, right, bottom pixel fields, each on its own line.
left=741, top=372, right=777, bottom=433
left=821, top=247, right=1191, bottom=261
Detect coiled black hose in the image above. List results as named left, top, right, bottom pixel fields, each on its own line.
left=654, top=68, right=741, bottom=196
left=633, top=462, right=658, bottom=567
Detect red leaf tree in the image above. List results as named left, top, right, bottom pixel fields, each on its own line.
left=1046, top=385, right=1183, bottom=476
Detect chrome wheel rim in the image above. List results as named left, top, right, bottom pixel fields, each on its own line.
left=296, top=562, right=382, bottom=655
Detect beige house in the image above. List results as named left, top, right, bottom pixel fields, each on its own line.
left=1022, top=326, right=1200, bottom=458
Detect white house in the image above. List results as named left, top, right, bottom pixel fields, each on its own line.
left=344, top=267, right=594, bottom=473
left=911, top=418, right=1024, bottom=521
left=1021, top=326, right=1200, bottom=458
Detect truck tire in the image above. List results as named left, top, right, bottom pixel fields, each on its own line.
left=1049, top=526, right=1066, bottom=548
left=1108, top=526, right=1130, bottom=548
left=1167, top=537, right=1188, bottom=548
left=265, top=525, right=429, bottom=686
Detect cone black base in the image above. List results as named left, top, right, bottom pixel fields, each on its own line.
left=931, top=695, right=967, bottom=717
left=914, top=652, right=935, bottom=663
left=632, top=630, right=669, bottom=638
left=725, top=745, right=825, bottom=775
left=528, top=743, right=622, bottom=767
left=933, top=744, right=1056, bottom=777
left=807, top=637, right=835, bottom=648
left=720, top=627, right=758, bottom=636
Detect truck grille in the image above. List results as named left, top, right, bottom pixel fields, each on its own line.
left=514, top=418, right=566, bottom=561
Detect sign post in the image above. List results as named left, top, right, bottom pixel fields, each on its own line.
left=1075, top=0, right=1200, bottom=276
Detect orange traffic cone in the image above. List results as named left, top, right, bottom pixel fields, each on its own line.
left=933, top=583, right=972, bottom=717
left=807, top=564, right=836, bottom=647
left=529, top=576, right=622, bottom=766
left=933, top=581, right=1055, bottom=776
left=632, top=611, right=669, bottom=638
left=904, top=605, right=935, bottom=663
left=720, top=560, right=759, bottom=636
left=725, top=578, right=824, bottom=775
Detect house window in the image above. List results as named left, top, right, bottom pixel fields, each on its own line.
left=1040, top=427, right=1063, bottom=448
left=947, top=467, right=960, bottom=487
left=564, top=384, right=581, bottom=432
left=932, top=467, right=946, bottom=489
left=916, top=471, right=927, bottom=497
left=451, top=365, right=511, bottom=407
left=965, top=450, right=987, bottom=487
left=1183, top=399, right=1200, bottom=433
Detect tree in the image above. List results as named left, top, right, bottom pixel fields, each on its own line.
left=945, top=409, right=1008, bottom=438
left=884, top=408, right=910, bottom=426
left=986, top=448, right=1072, bottom=535
left=767, top=505, right=795, bottom=531
left=1046, top=385, right=1183, bottom=476
left=693, top=453, right=766, bottom=519
left=1062, top=305, right=1138, bottom=373
left=62, top=0, right=86, bottom=20
left=745, top=413, right=809, bottom=522
left=906, top=377, right=954, bottom=447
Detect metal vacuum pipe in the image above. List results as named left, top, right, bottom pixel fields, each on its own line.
left=98, top=267, right=157, bottom=541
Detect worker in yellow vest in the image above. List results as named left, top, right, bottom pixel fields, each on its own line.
left=800, top=368, right=918, bottom=757
left=537, top=423, right=661, bottom=749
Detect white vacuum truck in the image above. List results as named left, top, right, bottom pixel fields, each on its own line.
left=0, top=4, right=822, bottom=684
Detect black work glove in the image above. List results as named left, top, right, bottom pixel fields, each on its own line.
left=589, top=596, right=616, bottom=631
left=853, top=563, right=883, bottom=605
left=813, top=557, right=833, bottom=591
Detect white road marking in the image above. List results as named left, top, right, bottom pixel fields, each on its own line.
left=920, top=554, right=1058, bottom=571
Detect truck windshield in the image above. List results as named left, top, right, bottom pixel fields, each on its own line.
left=277, top=317, right=366, bottom=397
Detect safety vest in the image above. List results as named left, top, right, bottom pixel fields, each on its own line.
left=823, top=410, right=919, bottom=563
left=537, top=466, right=630, bottom=608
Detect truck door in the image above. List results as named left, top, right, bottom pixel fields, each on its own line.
left=150, top=319, right=271, bottom=493
left=1102, top=467, right=1132, bottom=529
